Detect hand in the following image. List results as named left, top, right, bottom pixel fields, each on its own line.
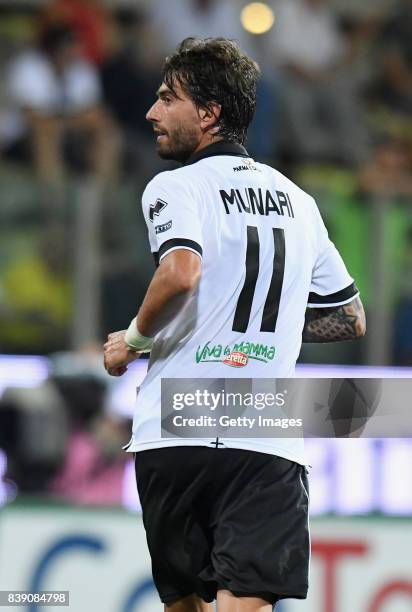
left=103, top=330, right=141, bottom=377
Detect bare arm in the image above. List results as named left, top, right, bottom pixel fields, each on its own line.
left=136, top=249, right=201, bottom=337
left=302, top=296, right=366, bottom=343
left=103, top=249, right=201, bottom=375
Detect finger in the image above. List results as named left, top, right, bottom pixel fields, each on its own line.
left=108, top=350, right=120, bottom=359
left=108, top=331, right=126, bottom=340
left=104, top=343, right=120, bottom=353
left=104, top=343, right=120, bottom=352
left=108, top=339, right=126, bottom=348
left=107, top=333, right=121, bottom=341
left=105, top=338, right=126, bottom=350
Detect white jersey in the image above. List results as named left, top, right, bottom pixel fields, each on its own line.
left=126, top=142, right=358, bottom=464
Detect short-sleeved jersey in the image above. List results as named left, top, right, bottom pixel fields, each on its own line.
left=126, top=142, right=358, bottom=464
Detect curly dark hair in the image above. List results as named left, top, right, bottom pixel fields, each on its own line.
left=162, top=37, right=261, bottom=145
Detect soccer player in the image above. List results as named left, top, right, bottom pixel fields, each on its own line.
left=103, top=38, right=365, bottom=612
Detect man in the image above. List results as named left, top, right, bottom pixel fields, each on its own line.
left=104, top=38, right=365, bottom=612
left=7, top=23, right=118, bottom=193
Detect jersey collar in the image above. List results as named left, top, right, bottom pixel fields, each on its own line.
left=185, top=141, right=250, bottom=165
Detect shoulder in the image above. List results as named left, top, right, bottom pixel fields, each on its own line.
left=143, top=166, right=198, bottom=199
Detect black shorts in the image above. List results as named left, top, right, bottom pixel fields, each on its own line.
left=135, top=446, right=309, bottom=606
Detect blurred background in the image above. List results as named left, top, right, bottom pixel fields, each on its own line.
left=0, top=0, right=411, bottom=610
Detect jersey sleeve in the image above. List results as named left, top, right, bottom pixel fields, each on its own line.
left=141, top=171, right=203, bottom=265
left=308, top=203, right=359, bottom=308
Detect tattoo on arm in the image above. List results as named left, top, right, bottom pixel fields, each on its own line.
left=302, top=296, right=366, bottom=343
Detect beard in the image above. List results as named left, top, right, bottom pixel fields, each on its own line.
left=155, top=123, right=200, bottom=163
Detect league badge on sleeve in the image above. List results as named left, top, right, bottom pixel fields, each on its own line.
left=149, top=198, right=168, bottom=222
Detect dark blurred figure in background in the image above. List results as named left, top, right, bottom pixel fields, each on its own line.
left=270, top=0, right=369, bottom=165
left=358, top=135, right=412, bottom=366
left=6, top=23, right=119, bottom=215
left=359, top=137, right=412, bottom=199
left=0, top=378, right=67, bottom=494
left=0, top=369, right=130, bottom=506
left=50, top=373, right=129, bottom=506
left=101, top=9, right=165, bottom=180
left=369, top=0, right=412, bottom=119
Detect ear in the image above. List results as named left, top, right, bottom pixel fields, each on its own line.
left=198, top=102, right=221, bottom=133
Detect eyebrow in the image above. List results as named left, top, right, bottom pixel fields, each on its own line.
left=156, top=87, right=177, bottom=99
left=157, top=82, right=185, bottom=101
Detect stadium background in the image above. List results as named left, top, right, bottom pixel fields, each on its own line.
left=0, top=0, right=411, bottom=610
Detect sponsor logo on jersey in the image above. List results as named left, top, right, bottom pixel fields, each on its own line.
left=155, top=220, right=172, bottom=234
left=219, top=188, right=294, bottom=218
left=223, top=351, right=249, bottom=367
left=196, top=341, right=276, bottom=365
left=149, top=198, right=168, bottom=222
left=233, top=158, right=262, bottom=173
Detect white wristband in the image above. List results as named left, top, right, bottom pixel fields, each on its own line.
left=125, top=317, right=153, bottom=353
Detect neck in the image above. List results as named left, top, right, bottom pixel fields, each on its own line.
left=191, top=134, right=225, bottom=157
left=185, top=140, right=249, bottom=166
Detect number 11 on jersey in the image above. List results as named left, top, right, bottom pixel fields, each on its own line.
left=232, top=226, right=285, bottom=334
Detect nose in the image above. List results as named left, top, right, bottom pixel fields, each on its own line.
left=146, top=99, right=160, bottom=123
